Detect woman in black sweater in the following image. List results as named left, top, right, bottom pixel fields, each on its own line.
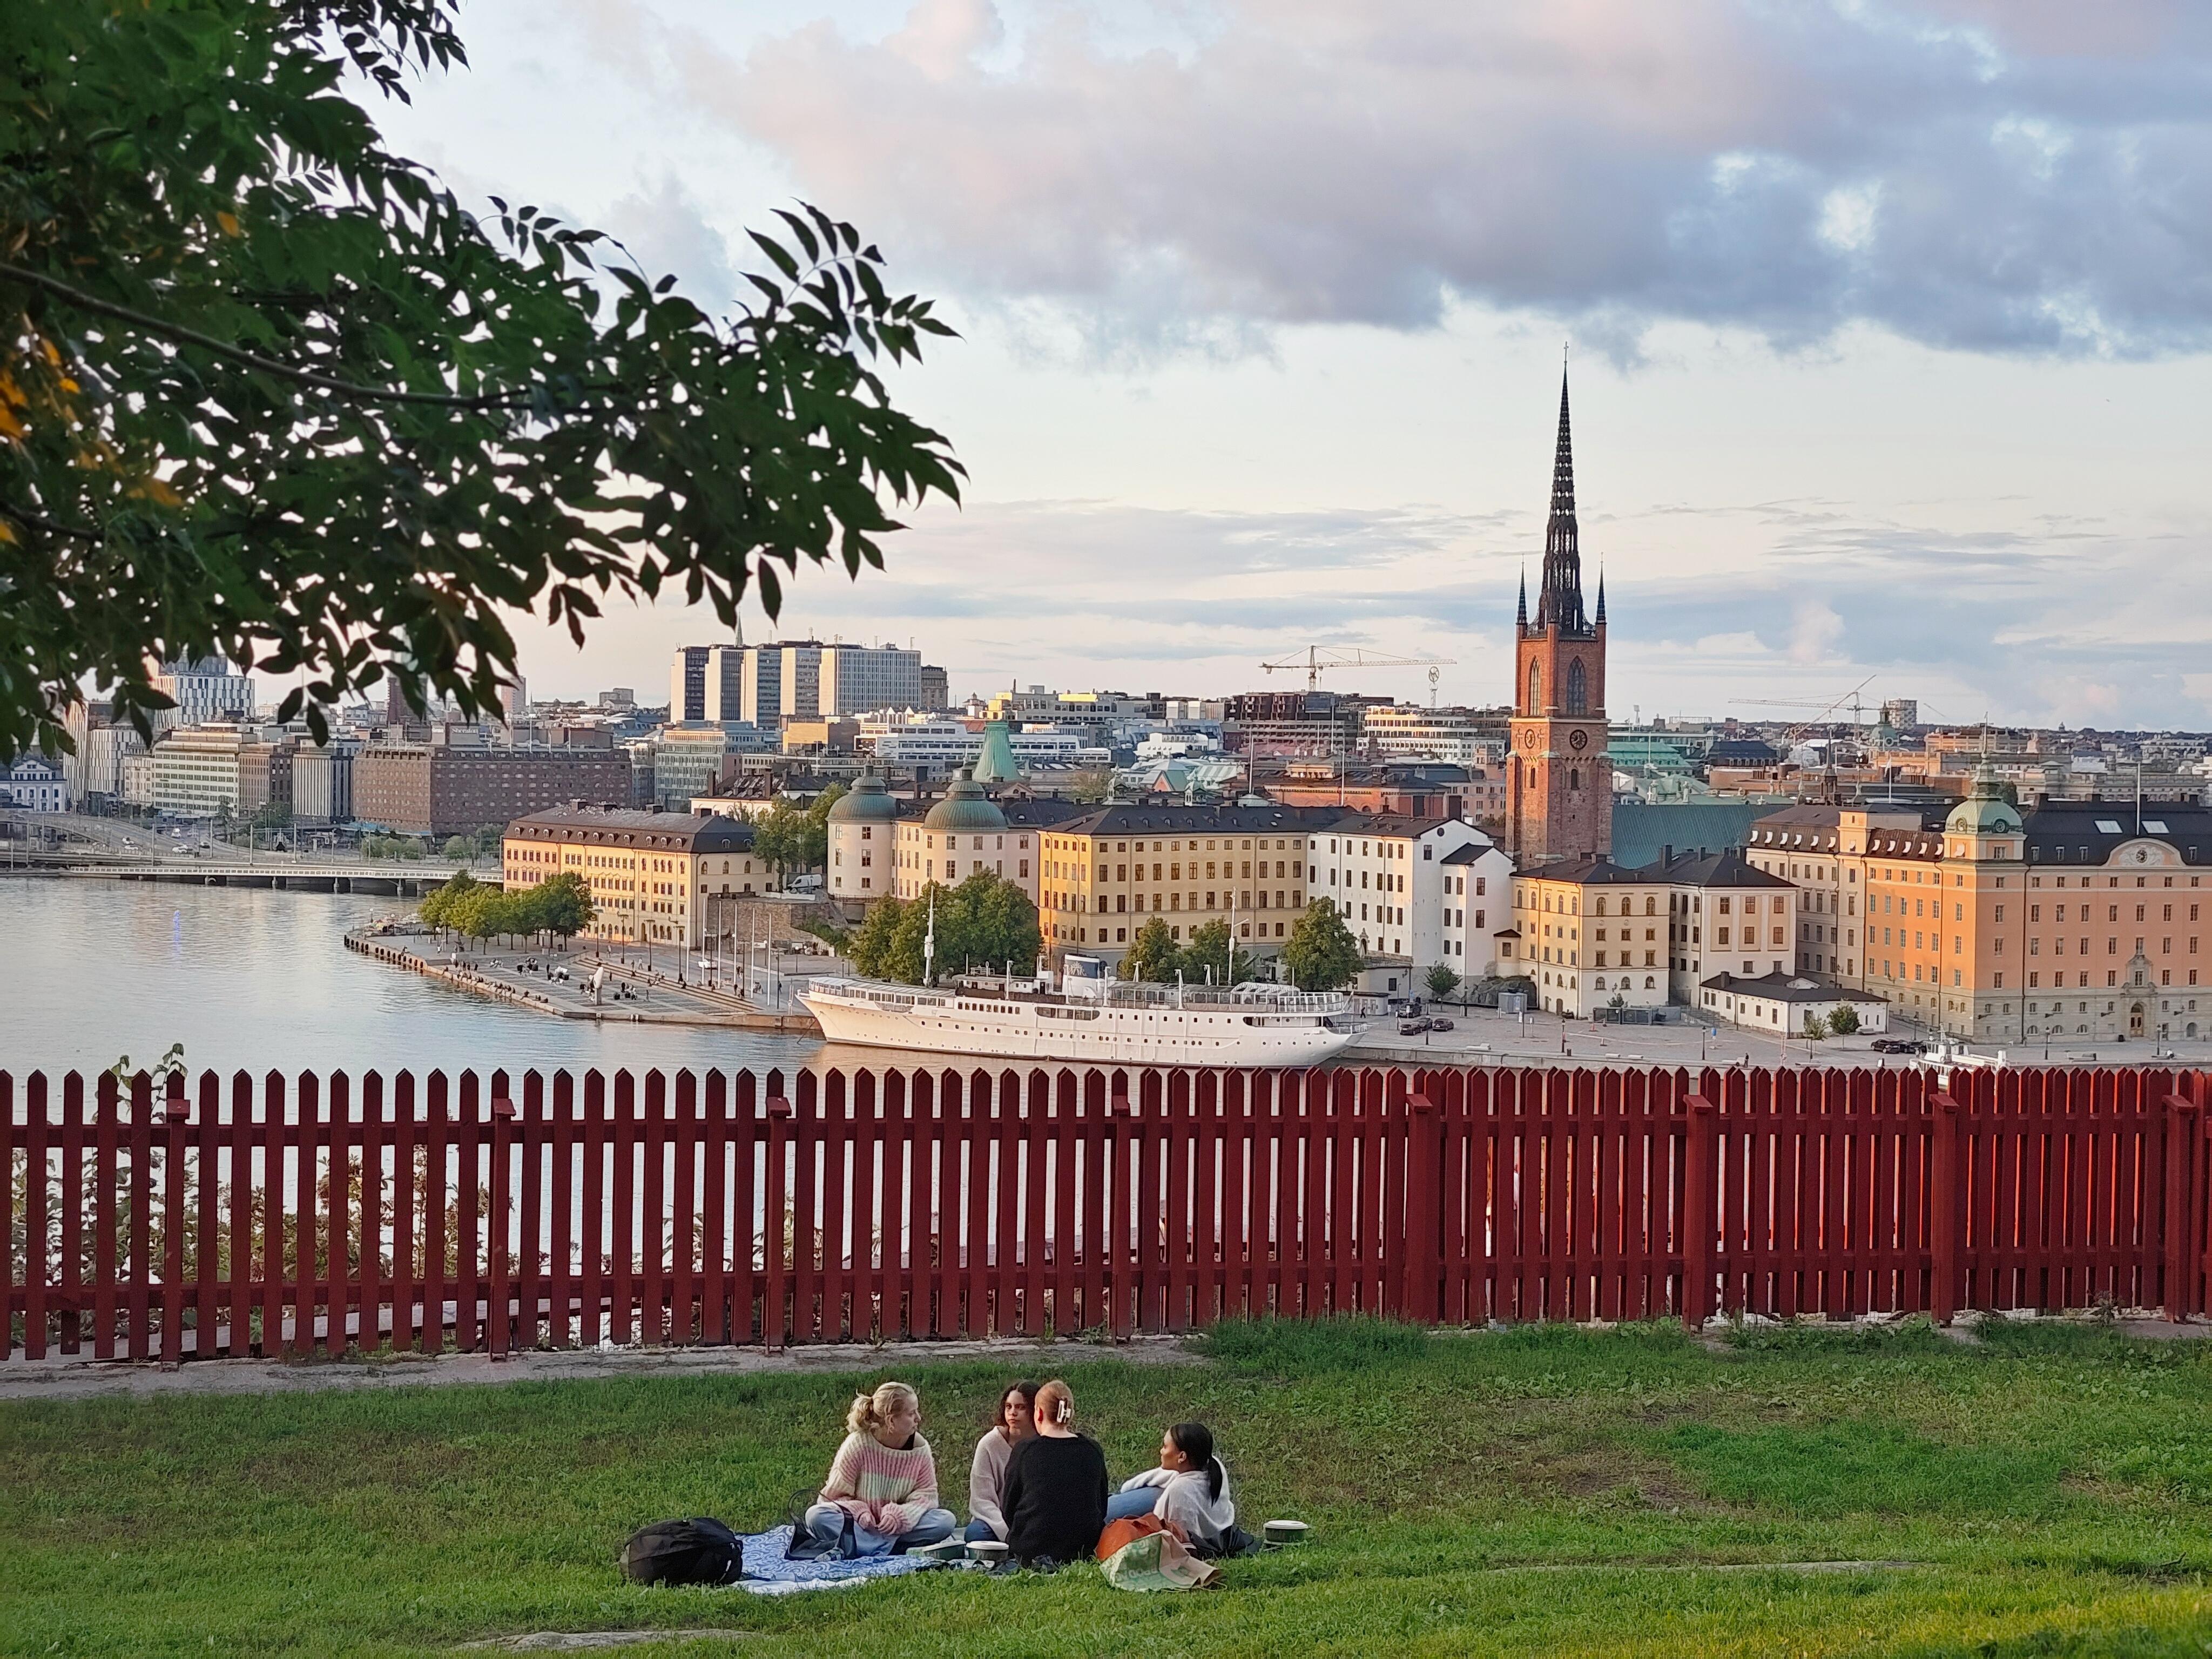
left=1000, top=1378, right=1109, bottom=1568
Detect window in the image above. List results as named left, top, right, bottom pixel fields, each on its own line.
left=1565, top=658, right=1587, bottom=716
left=1527, top=660, right=1541, bottom=712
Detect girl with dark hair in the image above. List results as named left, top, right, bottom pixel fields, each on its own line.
left=964, top=1380, right=1040, bottom=1543
left=1000, top=1379, right=1109, bottom=1567
left=1105, top=1422, right=1235, bottom=1553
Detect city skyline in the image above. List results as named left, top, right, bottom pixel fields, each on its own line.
left=358, top=1, right=2212, bottom=728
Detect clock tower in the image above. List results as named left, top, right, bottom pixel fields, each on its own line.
left=1506, top=370, right=1611, bottom=864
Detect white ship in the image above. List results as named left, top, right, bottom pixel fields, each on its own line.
left=800, top=956, right=1357, bottom=1067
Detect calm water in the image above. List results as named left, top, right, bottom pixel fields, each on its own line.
left=0, top=878, right=825, bottom=1080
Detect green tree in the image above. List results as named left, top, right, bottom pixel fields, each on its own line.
left=1118, top=917, right=1181, bottom=982
left=751, top=799, right=807, bottom=885
left=442, top=834, right=475, bottom=864
left=1070, top=769, right=1114, bottom=805
left=848, top=894, right=906, bottom=980
left=419, top=867, right=477, bottom=932
left=1, top=1, right=961, bottom=759
left=251, top=799, right=291, bottom=831
left=1282, top=899, right=1361, bottom=992
left=1828, top=1003, right=1861, bottom=1036
left=529, top=871, right=594, bottom=944
left=1181, top=919, right=1235, bottom=987
left=1802, top=1011, right=1830, bottom=1042
left=1424, top=963, right=1462, bottom=1002
left=965, top=869, right=1041, bottom=975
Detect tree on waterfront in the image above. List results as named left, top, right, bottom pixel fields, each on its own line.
left=419, top=868, right=478, bottom=934
left=1283, top=900, right=1361, bottom=992
left=0, top=1, right=961, bottom=761
left=1182, top=919, right=1235, bottom=987
left=848, top=873, right=1038, bottom=986
left=1118, top=917, right=1181, bottom=982
left=848, top=895, right=911, bottom=982
left=442, top=835, right=476, bottom=865
left=525, top=872, right=594, bottom=946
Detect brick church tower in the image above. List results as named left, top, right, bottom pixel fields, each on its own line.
left=1505, top=370, right=1610, bottom=864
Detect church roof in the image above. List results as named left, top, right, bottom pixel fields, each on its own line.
left=1532, top=366, right=1593, bottom=637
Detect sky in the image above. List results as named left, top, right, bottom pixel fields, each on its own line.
left=372, top=0, right=2212, bottom=730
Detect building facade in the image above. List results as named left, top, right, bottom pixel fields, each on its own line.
left=1308, top=817, right=1515, bottom=977
left=152, top=657, right=254, bottom=735
left=291, top=741, right=357, bottom=825
left=1651, top=848, right=1800, bottom=1003
left=1505, top=373, right=1611, bottom=864
left=1745, top=777, right=2212, bottom=1043
left=355, top=743, right=632, bottom=837
left=1502, top=859, right=1670, bottom=1017
left=502, top=807, right=763, bottom=949
left=2, top=755, right=70, bottom=812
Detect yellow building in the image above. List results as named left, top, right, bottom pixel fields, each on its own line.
left=1501, top=858, right=1673, bottom=1017
left=1037, top=803, right=1345, bottom=963
left=1746, top=774, right=2212, bottom=1043
left=502, top=806, right=763, bottom=949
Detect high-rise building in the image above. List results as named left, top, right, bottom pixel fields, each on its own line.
left=669, top=645, right=713, bottom=724
left=152, top=656, right=254, bottom=735
left=1506, top=370, right=1611, bottom=864
left=820, top=643, right=923, bottom=714
left=920, top=665, right=950, bottom=711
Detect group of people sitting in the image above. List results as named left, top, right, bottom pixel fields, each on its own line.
left=796, top=1379, right=1237, bottom=1569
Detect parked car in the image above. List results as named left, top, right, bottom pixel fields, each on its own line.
left=1870, top=1037, right=1927, bottom=1054
left=1398, top=1018, right=1432, bottom=1036
left=1428, top=1017, right=1455, bottom=1033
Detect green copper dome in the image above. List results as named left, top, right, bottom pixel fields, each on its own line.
left=923, top=772, right=1007, bottom=833
left=827, top=773, right=899, bottom=823
left=1945, top=764, right=2022, bottom=837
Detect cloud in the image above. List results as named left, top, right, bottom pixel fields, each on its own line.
left=517, top=490, right=2212, bottom=729
left=583, top=0, right=2212, bottom=362
left=600, top=174, right=739, bottom=315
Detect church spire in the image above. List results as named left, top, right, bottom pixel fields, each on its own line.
left=1535, top=363, right=1587, bottom=633
left=1595, top=565, right=1606, bottom=626
left=1516, top=566, right=1528, bottom=628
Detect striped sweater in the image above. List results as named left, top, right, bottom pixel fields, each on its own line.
left=818, top=1431, right=941, bottom=1535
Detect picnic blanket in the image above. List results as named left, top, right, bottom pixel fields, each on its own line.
left=732, top=1526, right=940, bottom=1597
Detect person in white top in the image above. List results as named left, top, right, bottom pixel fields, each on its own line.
left=963, top=1380, right=1039, bottom=1543
left=1104, top=1421, right=1235, bottom=1553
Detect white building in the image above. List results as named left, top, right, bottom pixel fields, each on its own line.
left=1698, top=972, right=1890, bottom=1036
left=152, top=657, right=253, bottom=736
left=1360, top=705, right=1502, bottom=766
left=858, top=715, right=1105, bottom=772
left=60, top=703, right=146, bottom=801
left=2, top=755, right=70, bottom=813
left=1307, top=815, right=1515, bottom=982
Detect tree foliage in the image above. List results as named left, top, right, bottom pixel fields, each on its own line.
left=1181, top=919, right=1235, bottom=987
left=846, top=871, right=1038, bottom=986
left=0, top=0, right=961, bottom=758
left=1827, top=1003, right=1860, bottom=1036
left=420, top=867, right=590, bottom=943
left=1117, top=916, right=1182, bottom=982
left=1283, top=899, right=1361, bottom=992
left=1424, top=963, right=1462, bottom=1001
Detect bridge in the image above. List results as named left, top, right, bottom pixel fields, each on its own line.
left=41, top=859, right=471, bottom=895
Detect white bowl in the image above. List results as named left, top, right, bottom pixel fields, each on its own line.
left=1263, top=1519, right=1310, bottom=1546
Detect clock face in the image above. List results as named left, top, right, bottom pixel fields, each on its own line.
left=1521, top=730, right=1539, bottom=751
left=1568, top=728, right=1590, bottom=752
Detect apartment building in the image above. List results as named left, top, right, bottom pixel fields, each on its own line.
left=1648, top=848, right=1799, bottom=1002
left=355, top=741, right=631, bottom=837
left=145, top=724, right=287, bottom=818
left=502, top=806, right=763, bottom=949
left=292, top=741, right=358, bottom=825
left=1307, top=815, right=1515, bottom=976
left=1501, top=859, right=1673, bottom=1017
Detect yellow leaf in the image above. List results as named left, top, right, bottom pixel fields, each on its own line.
left=216, top=211, right=241, bottom=238
left=138, top=476, right=183, bottom=508
left=0, top=403, right=24, bottom=440
left=0, top=518, right=15, bottom=545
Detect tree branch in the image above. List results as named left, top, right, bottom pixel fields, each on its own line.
left=0, top=501, right=103, bottom=543
left=1, top=262, right=568, bottom=412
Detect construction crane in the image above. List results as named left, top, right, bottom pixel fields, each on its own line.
left=1731, top=675, right=1876, bottom=732
left=1262, top=644, right=1456, bottom=693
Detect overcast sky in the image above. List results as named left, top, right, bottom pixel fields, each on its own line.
left=376, top=0, right=2212, bottom=729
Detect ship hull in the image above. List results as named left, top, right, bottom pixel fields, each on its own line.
left=800, top=983, right=1355, bottom=1068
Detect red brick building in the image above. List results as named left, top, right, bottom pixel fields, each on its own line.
left=1506, top=371, right=1611, bottom=865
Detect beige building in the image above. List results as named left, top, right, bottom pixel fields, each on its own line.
left=1501, top=858, right=1673, bottom=1017
left=502, top=807, right=763, bottom=949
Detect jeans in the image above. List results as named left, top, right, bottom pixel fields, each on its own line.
left=1105, top=1488, right=1160, bottom=1523
left=800, top=1501, right=958, bottom=1559
left=963, top=1516, right=1004, bottom=1543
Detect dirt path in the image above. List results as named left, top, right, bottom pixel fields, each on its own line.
left=0, top=1333, right=1203, bottom=1406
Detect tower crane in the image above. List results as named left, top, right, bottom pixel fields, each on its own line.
left=1262, top=644, right=1456, bottom=693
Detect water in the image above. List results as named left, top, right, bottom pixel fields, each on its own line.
left=0, top=878, right=825, bottom=1080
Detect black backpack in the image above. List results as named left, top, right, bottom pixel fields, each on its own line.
left=619, top=1518, right=748, bottom=1586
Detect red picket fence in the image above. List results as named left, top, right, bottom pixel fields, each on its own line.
left=4, top=1064, right=2208, bottom=1363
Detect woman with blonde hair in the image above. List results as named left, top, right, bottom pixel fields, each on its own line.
left=796, top=1381, right=957, bottom=1559
left=999, top=1378, right=1109, bottom=1568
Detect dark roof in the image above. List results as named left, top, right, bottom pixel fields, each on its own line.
left=506, top=807, right=754, bottom=853
left=1047, top=804, right=1354, bottom=837
left=1638, top=848, right=1794, bottom=889
left=1323, top=812, right=1479, bottom=839
left=1519, top=855, right=1656, bottom=886
left=1706, top=738, right=1780, bottom=766
left=2021, top=801, right=2212, bottom=866
left=1440, top=841, right=1505, bottom=865
left=1699, top=971, right=1886, bottom=1006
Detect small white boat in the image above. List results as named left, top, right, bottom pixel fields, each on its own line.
left=800, top=956, right=1355, bottom=1067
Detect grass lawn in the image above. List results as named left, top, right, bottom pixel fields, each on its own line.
left=8, top=1318, right=2212, bottom=1656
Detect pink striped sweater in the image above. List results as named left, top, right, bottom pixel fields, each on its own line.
left=818, top=1431, right=941, bottom=1535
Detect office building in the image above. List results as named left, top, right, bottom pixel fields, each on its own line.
left=152, top=657, right=254, bottom=736
left=353, top=741, right=631, bottom=837
left=292, top=741, right=358, bottom=825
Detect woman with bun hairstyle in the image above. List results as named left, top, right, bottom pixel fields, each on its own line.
left=965, top=1379, right=1039, bottom=1543
left=798, top=1381, right=958, bottom=1558
left=999, top=1378, right=1109, bottom=1568
left=1105, top=1421, right=1237, bottom=1554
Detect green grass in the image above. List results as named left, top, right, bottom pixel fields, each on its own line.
left=9, top=1318, right=2212, bottom=1656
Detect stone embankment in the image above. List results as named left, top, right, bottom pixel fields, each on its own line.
left=344, top=932, right=821, bottom=1034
